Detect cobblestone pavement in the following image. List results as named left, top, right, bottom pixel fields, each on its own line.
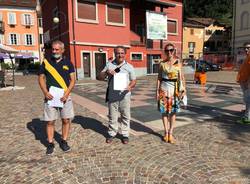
left=0, top=73, right=250, bottom=184
left=73, top=71, right=244, bottom=133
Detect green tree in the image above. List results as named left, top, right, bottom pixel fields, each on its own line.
left=183, top=0, right=232, bottom=26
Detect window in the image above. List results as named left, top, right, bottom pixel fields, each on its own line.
left=167, top=19, right=177, bottom=34
left=22, top=14, right=33, bottom=26
left=39, top=34, right=43, bottom=44
left=38, top=18, right=43, bottom=27
left=217, top=41, right=222, bottom=47
left=0, top=13, right=2, bottom=21
left=241, top=11, right=249, bottom=30
left=130, top=52, right=143, bottom=61
left=106, top=3, right=124, bottom=25
left=77, top=0, right=98, bottom=22
left=24, top=34, right=34, bottom=45
left=223, top=41, right=228, bottom=47
left=188, top=42, right=195, bottom=53
left=206, top=29, right=212, bottom=35
left=9, top=33, right=19, bottom=45
left=8, top=12, right=16, bottom=25
left=190, top=29, right=194, bottom=35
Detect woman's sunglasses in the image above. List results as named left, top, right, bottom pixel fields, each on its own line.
left=165, top=49, right=174, bottom=53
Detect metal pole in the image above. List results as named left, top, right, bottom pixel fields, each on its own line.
left=71, top=0, right=78, bottom=80
left=8, top=53, right=15, bottom=89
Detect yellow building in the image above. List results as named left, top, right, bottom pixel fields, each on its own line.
left=182, top=19, right=205, bottom=59
left=188, top=18, right=230, bottom=53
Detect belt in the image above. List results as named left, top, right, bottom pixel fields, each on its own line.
left=161, top=78, right=177, bottom=82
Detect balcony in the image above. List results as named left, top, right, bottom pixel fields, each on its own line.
left=0, top=21, right=4, bottom=33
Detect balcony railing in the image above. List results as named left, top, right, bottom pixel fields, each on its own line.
left=0, top=21, right=4, bottom=33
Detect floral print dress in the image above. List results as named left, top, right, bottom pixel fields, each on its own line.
left=158, top=60, right=184, bottom=114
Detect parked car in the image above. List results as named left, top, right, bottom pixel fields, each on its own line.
left=196, top=60, right=222, bottom=71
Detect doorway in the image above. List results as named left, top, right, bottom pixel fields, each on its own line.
left=82, top=53, right=91, bottom=78
left=95, top=53, right=106, bottom=79
left=147, top=54, right=161, bottom=74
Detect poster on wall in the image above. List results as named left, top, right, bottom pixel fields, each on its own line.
left=146, top=11, right=167, bottom=40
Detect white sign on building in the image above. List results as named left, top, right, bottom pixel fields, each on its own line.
left=146, top=11, right=167, bottom=40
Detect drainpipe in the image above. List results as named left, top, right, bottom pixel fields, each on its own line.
left=71, top=0, right=78, bottom=80
left=160, top=5, right=163, bottom=50
left=232, top=0, right=236, bottom=68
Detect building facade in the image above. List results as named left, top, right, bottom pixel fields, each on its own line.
left=0, top=0, right=43, bottom=69
left=182, top=19, right=205, bottom=59
left=41, top=0, right=183, bottom=79
left=187, top=18, right=230, bottom=54
left=232, top=0, right=250, bottom=66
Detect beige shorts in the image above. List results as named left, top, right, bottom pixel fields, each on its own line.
left=42, top=97, right=74, bottom=122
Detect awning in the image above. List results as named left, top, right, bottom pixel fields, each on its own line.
left=146, top=0, right=176, bottom=7
left=0, top=44, right=19, bottom=53
left=15, top=53, right=38, bottom=59
left=0, top=53, right=9, bottom=59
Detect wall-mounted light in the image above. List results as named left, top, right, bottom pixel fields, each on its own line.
left=98, top=48, right=103, bottom=52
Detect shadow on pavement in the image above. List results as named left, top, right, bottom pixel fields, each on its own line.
left=186, top=104, right=250, bottom=142
left=72, top=115, right=107, bottom=138
left=26, top=118, right=62, bottom=147
left=130, top=119, right=162, bottom=139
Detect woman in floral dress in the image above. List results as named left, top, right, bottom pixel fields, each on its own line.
left=156, top=43, right=186, bottom=143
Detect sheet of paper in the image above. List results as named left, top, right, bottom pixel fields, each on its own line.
left=113, top=73, right=128, bottom=91
left=47, top=86, right=64, bottom=108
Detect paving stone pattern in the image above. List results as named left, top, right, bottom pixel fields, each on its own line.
left=0, top=74, right=249, bottom=184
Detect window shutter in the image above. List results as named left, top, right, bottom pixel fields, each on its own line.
left=12, top=13, right=16, bottom=24
left=32, top=34, right=35, bottom=45
left=8, top=34, right=11, bottom=45
left=21, top=14, right=25, bottom=25
left=8, top=13, right=11, bottom=24
left=77, top=0, right=96, bottom=20
left=17, top=34, right=20, bottom=45
left=8, top=13, right=16, bottom=25
left=23, top=34, right=26, bottom=45
left=107, top=4, right=123, bottom=24
left=31, top=15, right=34, bottom=25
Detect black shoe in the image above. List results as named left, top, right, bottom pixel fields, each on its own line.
left=46, top=143, right=55, bottom=155
left=106, top=135, right=114, bottom=143
left=60, top=140, right=71, bottom=152
left=122, top=136, right=129, bottom=144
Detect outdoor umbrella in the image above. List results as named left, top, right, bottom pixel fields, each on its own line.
left=0, top=44, right=19, bottom=89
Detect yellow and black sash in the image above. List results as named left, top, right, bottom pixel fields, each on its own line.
left=43, top=59, right=68, bottom=91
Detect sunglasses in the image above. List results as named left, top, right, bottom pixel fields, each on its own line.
left=165, top=49, right=174, bottom=53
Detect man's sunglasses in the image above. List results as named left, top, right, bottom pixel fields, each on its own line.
left=165, top=49, right=174, bottom=53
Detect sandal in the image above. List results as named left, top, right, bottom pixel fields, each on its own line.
left=122, top=136, right=129, bottom=144
left=106, top=135, right=114, bottom=144
left=163, top=134, right=168, bottom=142
left=168, top=134, right=176, bottom=144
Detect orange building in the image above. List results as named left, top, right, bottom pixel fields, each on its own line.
left=0, top=0, right=42, bottom=70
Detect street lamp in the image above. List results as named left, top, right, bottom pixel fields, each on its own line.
left=52, top=12, right=78, bottom=80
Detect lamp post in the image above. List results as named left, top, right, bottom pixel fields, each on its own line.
left=53, top=11, right=67, bottom=41
left=8, top=53, right=15, bottom=89
left=52, top=12, right=78, bottom=80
